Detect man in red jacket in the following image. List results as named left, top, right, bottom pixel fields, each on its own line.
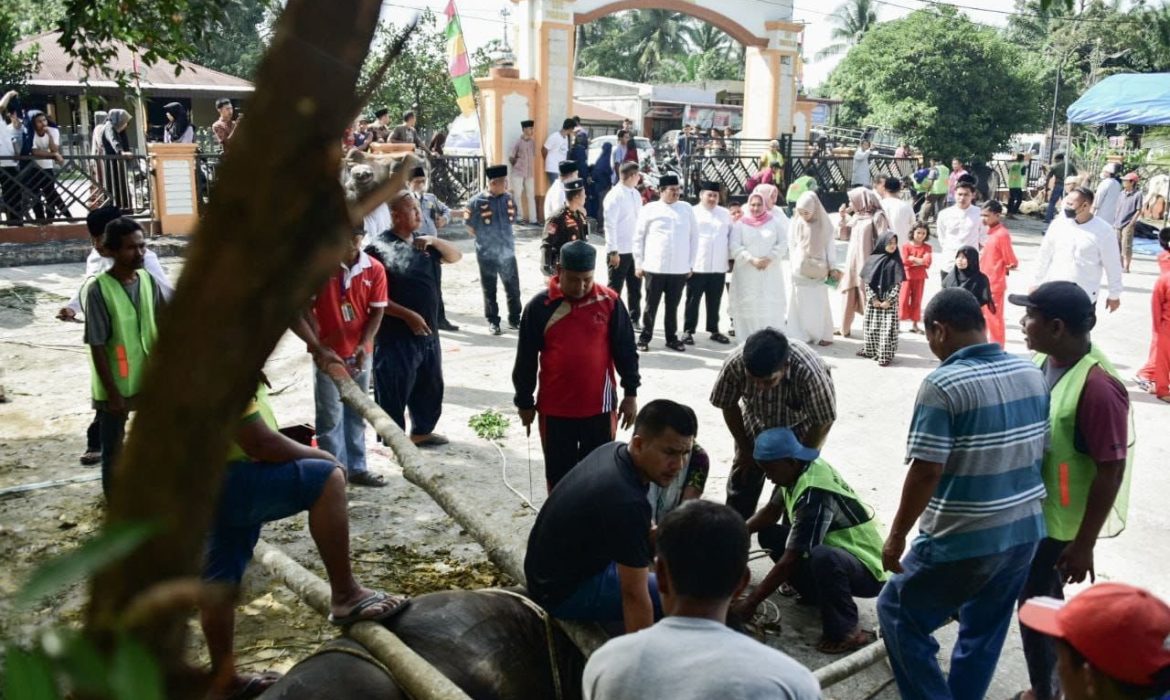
left=513, top=240, right=641, bottom=489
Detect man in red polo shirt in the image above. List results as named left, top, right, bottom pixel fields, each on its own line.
left=512, top=240, right=641, bottom=489
left=294, top=226, right=389, bottom=487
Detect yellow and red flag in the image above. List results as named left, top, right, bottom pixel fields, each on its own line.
left=444, top=0, right=476, bottom=116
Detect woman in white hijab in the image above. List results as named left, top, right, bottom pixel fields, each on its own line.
left=787, top=191, right=839, bottom=346
left=728, top=190, right=788, bottom=340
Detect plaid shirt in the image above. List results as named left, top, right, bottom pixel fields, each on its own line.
left=709, top=340, right=836, bottom=442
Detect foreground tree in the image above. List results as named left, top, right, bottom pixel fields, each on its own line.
left=825, top=7, right=1042, bottom=160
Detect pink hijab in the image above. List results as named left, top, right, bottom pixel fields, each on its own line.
left=740, top=192, right=773, bottom=227
left=754, top=183, right=781, bottom=209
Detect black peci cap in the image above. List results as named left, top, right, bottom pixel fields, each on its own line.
left=659, top=174, right=680, bottom=188
left=485, top=164, right=508, bottom=180
left=521, top=119, right=534, bottom=128
left=564, top=179, right=585, bottom=194
left=558, top=160, right=579, bottom=176
left=699, top=180, right=721, bottom=193
left=409, top=166, right=427, bottom=179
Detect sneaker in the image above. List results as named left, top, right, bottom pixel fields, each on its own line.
left=710, top=332, right=731, bottom=344
left=728, top=327, right=736, bottom=337
left=636, top=340, right=650, bottom=352
left=682, top=332, right=695, bottom=345
left=666, top=340, right=686, bottom=352
left=489, top=323, right=502, bottom=336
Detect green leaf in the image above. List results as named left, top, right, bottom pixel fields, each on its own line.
left=109, top=636, right=164, bottom=700
left=15, top=522, right=158, bottom=608
left=59, top=632, right=112, bottom=694
left=4, top=646, right=60, bottom=700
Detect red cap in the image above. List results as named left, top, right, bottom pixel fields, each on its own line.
left=1019, top=583, right=1170, bottom=687
left=1123, top=172, right=1140, bottom=182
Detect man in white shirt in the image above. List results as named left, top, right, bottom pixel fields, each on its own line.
left=1091, top=164, right=1121, bottom=227
left=1033, top=186, right=1123, bottom=312
left=605, top=161, right=644, bottom=330
left=542, top=160, right=580, bottom=221
left=582, top=500, right=821, bottom=700
left=0, top=90, right=23, bottom=226
left=508, top=119, right=537, bottom=224
left=878, top=176, right=914, bottom=240
left=850, top=140, right=873, bottom=188
left=934, top=181, right=986, bottom=283
left=683, top=181, right=732, bottom=345
left=633, top=174, right=697, bottom=353
left=542, top=118, right=574, bottom=189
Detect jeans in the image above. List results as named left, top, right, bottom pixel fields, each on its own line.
left=683, top=272, right=725, bottom=334
left=313, top=356, right=372, bottom=474
left=1018, top=537, right=1067, bottom=700
left=98, top=407, right=129, bottom=499
left=1045, top=186, right=1064, bottom=224
left=548, top=561, right=663, bottom=623
left=538, top=412, right=615, bottom=489
left=478, top=255, right=522, bottom=326
left=878, top=540, right=1038, bottom=700
left=607, top=253, right=642, bottom=321
left=639, top=272, right=686, bottom=345
left=373, top=335, right=443, bottom=436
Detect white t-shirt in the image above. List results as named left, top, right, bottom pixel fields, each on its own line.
left=33, top=130, right=56, bottom=170
left=543, top=131, right=569, bottom=174
left=851, top=147, right=871, bottom=186
left=936, top=204, right=986, bottom=272
left=362, top=203, right=391, bottom=246
left=543, top=179, right=568, bottom=220
left=0, top=121, right=17, bottom=167
left=1035, top=214, right=1124, bottom=302
left=1093, top=177, right=1122, bottom=227
left=881, top=196, right=915, bottom=240
left=583, top=617, right=821, bottom=700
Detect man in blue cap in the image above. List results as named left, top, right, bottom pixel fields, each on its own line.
left=731, top=427, right=887, bottom=654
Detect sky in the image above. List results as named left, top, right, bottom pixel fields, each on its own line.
left=377, top=0, right=1051, bottom=88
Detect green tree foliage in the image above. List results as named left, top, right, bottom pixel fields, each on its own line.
left=0, top=6, right=40, bottom=90
left=815, top=0, right=879, bottom=61
left=575, top=10, right=743, bottom=83
left=825, top=7, right=1043, bottom=160
left=362, top=10, right=462, bottom=136
left=183, top=0, right=280, bottom=79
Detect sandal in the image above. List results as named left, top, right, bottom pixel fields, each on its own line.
left=222, top=671, right=283, bottom=700
left=778, top=582, right=799, bottom=597
left=329, top=590, right=411, bottom=626
left=349, top=471, right=387, bottom=488
left=816, top=629, right=876, bottom=655
left=855, top=349, right=869, bottom=357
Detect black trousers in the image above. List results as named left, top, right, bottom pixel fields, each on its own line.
left=0, top=166, right=23, bottom=225
left=683, top=272, right=725, bottom=334
left=86, top=411, right=101, bottom=452
left=1018, top=537, right=1067, bottom=700
left=1008, top=187, right=1024, bottom=214
left=436, top=262, right=452, bottom=327
left=607, top=253, right=642, bottom=320
left=29, top=167, right=69, bottom=220
left=98, top=407, right=129, bottom=499
left=759, top=524, right=885, bottom=642
left=478, top=255, right=522, bottom=325
left=725, top=440, right=767, bottom=520
left=539, top=412, right=615, bottom=489
left=639, top=272, right=686, bottom=344
left=373, top=335, right=444, bottom=436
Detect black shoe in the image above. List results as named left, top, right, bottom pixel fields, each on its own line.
left=636, top=340, right=650, bottom=352
left=489, top=323, right=502, bottom=335
left=437, top=320, right=460, bottom=332
left=508, top=319, right=521, bottom=330
left=728, top=328, right=736, bottom=337
left=682, top=332, right=695, bottom=345
left=710, top=332, right=731, bottom=344
left=666, top=340, right=686, bottom=352
left=632, top=319, right=642, bottom=332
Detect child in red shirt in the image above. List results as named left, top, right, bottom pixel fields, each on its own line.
left=899, top=221, right=932, bottom=333
left=979, top=201, right=1018, bottom=346
left=1138, top=228, right=1170, bottom=400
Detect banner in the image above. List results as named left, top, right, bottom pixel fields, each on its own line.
left=444, top=0, right=476, bottom=116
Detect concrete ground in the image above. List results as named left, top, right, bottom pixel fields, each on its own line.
left=1, top=212, right=1167, bottom=698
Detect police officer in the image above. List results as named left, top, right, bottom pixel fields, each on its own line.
left=465, top=164, right=522, bottom=335
left=541, top=179, right=588, bottom=277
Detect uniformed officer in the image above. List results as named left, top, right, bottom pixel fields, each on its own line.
left=465, top=164, right=522, bottom=335
left=541, top=179, right=588, bottom=277
left=409, top=166, right=459, bottom=332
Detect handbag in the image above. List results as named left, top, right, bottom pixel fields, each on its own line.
left=798, top=255, right=829, bottom=280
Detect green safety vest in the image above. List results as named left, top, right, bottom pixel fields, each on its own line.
left=83, top=270, right=158, bottom=402
left=930, top=165, right=950, bottom=195
left=226, top=384, right=280, bottom=462
left=786, top=175, right=816, bottom=204
left=1008, top=162, right=1027, bottom=189
left=1033, top=346, right=1133, bottom=542
left=782, top=459, right=889, bottom=582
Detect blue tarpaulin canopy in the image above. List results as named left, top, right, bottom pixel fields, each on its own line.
left=1066, top=73, right=1170, bottom=125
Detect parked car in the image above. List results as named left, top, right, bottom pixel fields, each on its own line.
left=587, top=135, right=659, bottom=176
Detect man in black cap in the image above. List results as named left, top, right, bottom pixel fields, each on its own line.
left=543, top=159, right=581, bottom=221
left=1009, top=280, right=1132, bottom=700
left=509, top=119, right=538, bottom=224
left=408, top=166, right=458, bottom=332
left=633, top=174, right=697, bottom=352
left=514, top=238, right=640, bottom=489
left=543, top=118, right=576, bottom=189
left=369, top=108, right=391, bottom=143
left=684, top=181, right=732, bottom=345
left=464, top=164, right=522, bottom=335
left=542, top=179, right=589, bottom=277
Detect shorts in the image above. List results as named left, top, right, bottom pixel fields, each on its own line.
left=1117, top=225, right=1134, bottom=257
left=203, top=458, right=337, bottom=583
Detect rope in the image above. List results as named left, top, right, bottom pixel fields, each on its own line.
left=490, top=441, right=536, bottom=512
left=480, top=588, right=564, bottom=700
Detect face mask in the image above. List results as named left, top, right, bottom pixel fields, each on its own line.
left=1063, top=207, right=1078, bottom=219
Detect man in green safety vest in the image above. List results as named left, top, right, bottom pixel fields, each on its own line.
left=82, top=217, right=167, bottom=498
left=927, top=156, right=950, bottom=220
left=1007, top=153, right=1028, bottom=218
left=1010, top=281, right=1133, bottom=700
left=731, top=427, right=887, bottom=655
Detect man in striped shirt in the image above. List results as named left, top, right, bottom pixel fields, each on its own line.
left=878, top=288, right=1050, bottom=700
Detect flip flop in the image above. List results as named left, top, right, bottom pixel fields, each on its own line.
left=329, top=591, right=410, bottom=627
left=412, top=433, right=449, bottom=447
left=816, top=629, right=877, bottom=655
left=222, top=671, right=282, bottom=700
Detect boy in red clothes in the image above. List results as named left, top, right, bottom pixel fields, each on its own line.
left=899, top=221, right=932, bottom=333
left=979, top=201, right=1018, bottom=346
left=1138, top=227, right=1170, bottom=400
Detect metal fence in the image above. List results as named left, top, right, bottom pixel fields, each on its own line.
left=0, top=154, right=152, bottom=226
left=428, top=155, right=485, bottom=206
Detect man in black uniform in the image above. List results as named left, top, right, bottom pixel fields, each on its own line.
left=541, top=180, right=588, bottom=277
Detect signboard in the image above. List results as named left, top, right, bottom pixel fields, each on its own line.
left=683, top=105, right=744, bottom=131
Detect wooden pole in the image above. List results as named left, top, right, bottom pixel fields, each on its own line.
left=252, top=541, right=471, bottom=700
left=812, top=638, right=888, bottom=688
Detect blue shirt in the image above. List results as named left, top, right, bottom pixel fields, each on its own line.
left=905, top=343, right=1049, bottom=562
left=466, top=190, right=517, bottom=262
left=415, top=191, right=450, bottom=237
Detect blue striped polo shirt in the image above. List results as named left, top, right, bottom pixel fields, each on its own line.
left=905, top=343, right=1050, bottom=562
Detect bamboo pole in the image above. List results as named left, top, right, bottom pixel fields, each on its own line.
left=812, top=638, right=888, bottom=688
left=252, top=541, right=471, bottom=700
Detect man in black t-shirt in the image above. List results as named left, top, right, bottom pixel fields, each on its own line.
left=365, top=192, right=462, bottom=447
left=524, top=399, right=698, bottom=633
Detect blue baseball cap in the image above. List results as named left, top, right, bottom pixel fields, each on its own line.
left=753, top=427, right=820, bottom=463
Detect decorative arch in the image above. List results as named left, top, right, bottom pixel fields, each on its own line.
left=573, top=0, right=769, bottom=48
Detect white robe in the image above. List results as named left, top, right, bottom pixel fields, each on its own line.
left=729, top=216, right=788, bottom=341
left=786, top=223, right=837, bottom=345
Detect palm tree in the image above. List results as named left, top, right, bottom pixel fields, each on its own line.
left=683, top=21, right=734, bottom=59
left=628, top=10, right=689, bottom=81
left=814, top=0, right=879, bottom=60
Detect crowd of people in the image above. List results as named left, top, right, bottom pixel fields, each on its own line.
left=51, top=102, right=1170, bottom=698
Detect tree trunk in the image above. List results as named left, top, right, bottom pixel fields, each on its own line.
left=84, top=0, right=382, bottom=685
